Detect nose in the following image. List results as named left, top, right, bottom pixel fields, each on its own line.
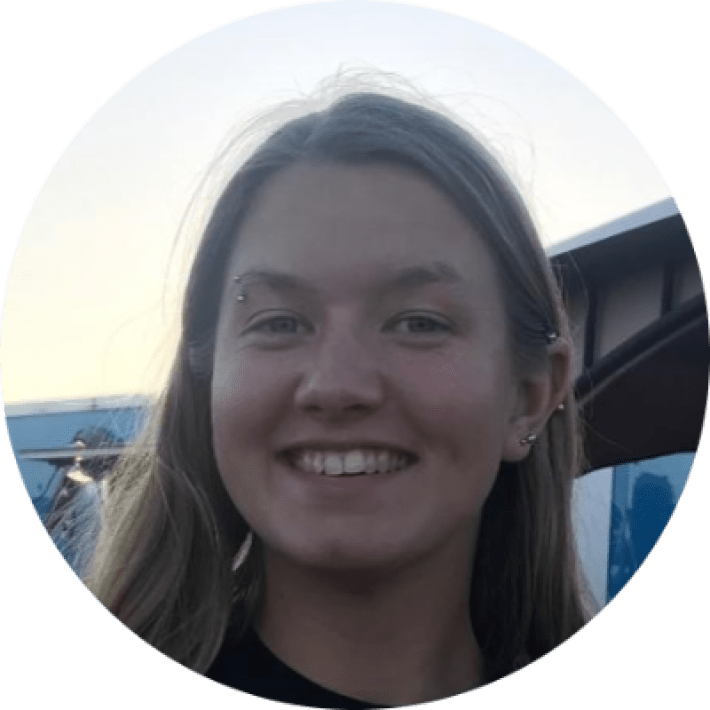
left=294, top=327, right=385, bottom=422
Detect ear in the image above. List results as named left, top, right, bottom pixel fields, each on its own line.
left=502, top=339, right=571, bottom=462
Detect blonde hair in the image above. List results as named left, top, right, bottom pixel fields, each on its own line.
left=86, top=80, right=588, bottom=680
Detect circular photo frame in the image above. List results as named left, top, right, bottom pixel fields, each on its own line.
left=2, top=2, right=708, bottom=707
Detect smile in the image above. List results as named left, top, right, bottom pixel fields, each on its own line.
left=280, top=448, right=418, bottom=476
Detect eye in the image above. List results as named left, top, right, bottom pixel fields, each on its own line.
left=244, top=312, right=312, bottom=338
left=257, top=316, right=301, bottom=334
left=388, top=312, right=453, bottom=336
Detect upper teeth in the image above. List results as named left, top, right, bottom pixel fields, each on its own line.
left=292, top=449, right=410, bottom=476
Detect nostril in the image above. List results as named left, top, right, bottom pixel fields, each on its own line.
left=295, top=379, right=384, bottom=418
left=346, top=402, right=372, bottom=412
left=293, top=343, right=385, bottom=416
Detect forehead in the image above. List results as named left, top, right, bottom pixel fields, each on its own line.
left=228, top=162, right=498, bottom=295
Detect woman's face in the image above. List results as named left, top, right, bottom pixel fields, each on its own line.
left=212, top=163, right=529, bottom=571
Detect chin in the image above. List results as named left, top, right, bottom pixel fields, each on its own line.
left=263, top=523, right=445, bottom=578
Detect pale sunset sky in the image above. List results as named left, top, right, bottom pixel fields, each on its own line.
left=0, top=1, right=677, bottom=405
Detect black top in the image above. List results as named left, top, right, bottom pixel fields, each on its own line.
left=206, top=628, right=386, bottom=709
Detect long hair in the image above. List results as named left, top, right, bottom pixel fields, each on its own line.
left=85, top=84, right=588, bottom=681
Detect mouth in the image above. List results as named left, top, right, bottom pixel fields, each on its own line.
left=278, top=447, right=419, bottom=477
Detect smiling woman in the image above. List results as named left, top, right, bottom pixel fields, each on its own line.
left=85, top=85, right=588, bottom=707
left=213, top=162, right=536, bottom=580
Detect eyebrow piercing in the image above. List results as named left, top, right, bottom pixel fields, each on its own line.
left=233, top=276, right=247, bottom=302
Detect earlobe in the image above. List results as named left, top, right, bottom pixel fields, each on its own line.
left=501, top=339, right=572, bottom=463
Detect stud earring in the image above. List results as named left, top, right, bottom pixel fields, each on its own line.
left=519, top=433, right=537, bottom=446
left=546, top=331, right=559, bottom=345
left=557, top=402, right=566, bottom=411
left=232, top=531, right=253, bottom=572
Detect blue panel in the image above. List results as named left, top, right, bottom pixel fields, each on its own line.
left=6, top=406, right=149, bottom=575
left=606, top=452, right=694, bottom=602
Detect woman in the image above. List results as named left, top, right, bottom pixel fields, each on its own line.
left=86, top=86, right=589, bottom=707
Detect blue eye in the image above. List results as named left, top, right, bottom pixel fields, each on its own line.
left=259, top=316, right=301, bottom=334
left=245, top=313, right=310, bottom=337
left=391, top=313, right=453, bottom=335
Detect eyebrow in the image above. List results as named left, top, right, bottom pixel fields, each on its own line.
left=385, top=263, right=462, bottom=291
left=233, top=262, right=463, bottom=296
left=234, top=268, right=313, bottom=293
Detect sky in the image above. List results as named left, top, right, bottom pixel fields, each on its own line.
left=0, top=1, right=674, bottom=405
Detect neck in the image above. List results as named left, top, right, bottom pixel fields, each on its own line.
left=255, top=541, right=484, bottom=706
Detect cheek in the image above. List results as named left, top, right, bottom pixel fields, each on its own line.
left=399, top=354, right=510, bottom=432
left=210, top=349, right=287, bottom=486
left=393, top=354, right=513, bottom=488
left=212, top=339, right=291, bottom=433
